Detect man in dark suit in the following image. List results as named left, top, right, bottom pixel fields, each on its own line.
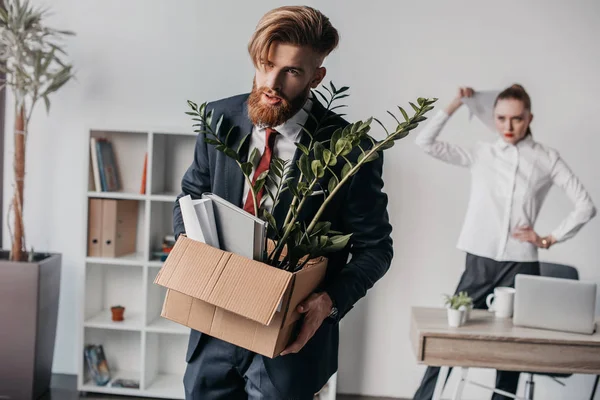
left=173, top=5, right=393, bottom=399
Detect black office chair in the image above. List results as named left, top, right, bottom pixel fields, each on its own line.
left=519, top=262, right=579, bottom=399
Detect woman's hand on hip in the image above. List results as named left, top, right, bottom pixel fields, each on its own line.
left=512, top=226, right=556, bottom=249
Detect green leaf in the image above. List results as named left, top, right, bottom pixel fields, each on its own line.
left=315, top=89, right=329, bottom=105
left=328, top=174, right=339, bottom=193
left=249, top=147, right=261, bottom=166
left=237, top=133, right=251, bottom=154
left=43, top=96, right=50, bottom=113
left=295, top=142, right=309, bottom=155
left=256, top=169, right=269, bottom=181
left=422, top=105, right=434, bottom=113
left=414, top=115, right=428, bottom=122
left=380, top=140, right=395, bottom=150
left=409, top=102, right=420, bottom=113
left=298, top=182, right=309, bottom=195
left=342, top=162, right=353, bottom=179
left=215, top=114, right=224, bottom=136
left=393, top=130, right=410, bottom=140
left=340, top=140, right=353, bottom=156
left=311, top=221, right=331, bottom=237
left=241, top=162, right=253, bottom=177
left=311, top=160, right=324, bottom=178
left=223, top=147, right=239, bottom=161
left=358, top=151, right=380, bottom=163
left=263, top=210, right=278, bottom=231
left=330, top=128, right=343, bottom=152
left=330, top=81, right=337, bottom=93
left=323, top=149, right=335, bottom=166
left=373, top=117, right=390, bottom=136
left=326, top=234, right=353, bottom=251
left=358, top=117, right=373, bottom=133
left=407, top=123, right=419, bottom=130
left=314, top=142, right=325, bottom=162
left=204, top=138, right=221, bottom=146
left=298, top=154, right=313, bottom=180
left=399, top=106, right=409, bottom=122
left=418, top=97, right=426, bottom=106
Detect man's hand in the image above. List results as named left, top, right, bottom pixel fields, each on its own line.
left=280, top=292, right=333, bottom=356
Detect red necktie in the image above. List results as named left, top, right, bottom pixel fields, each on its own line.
left=243, top=127, right=278, bottom=215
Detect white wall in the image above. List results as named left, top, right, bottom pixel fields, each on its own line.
left=4, top=1, right=599, bottom=399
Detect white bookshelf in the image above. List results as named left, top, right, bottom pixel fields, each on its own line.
left=79, top=129, right=195, bottom=399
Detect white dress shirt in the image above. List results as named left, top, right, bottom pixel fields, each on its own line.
left=416, top=110, right=597, bottom=262
left=242, top=97, right=312, bottom=213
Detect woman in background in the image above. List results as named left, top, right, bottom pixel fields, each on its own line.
left=412, top=84, right=596, bottom=400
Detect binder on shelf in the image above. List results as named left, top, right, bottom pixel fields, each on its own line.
left=101, top=199, right=138, bottom=258
left=87, top=199, right=103, bottom=257
left=87, top=199, right=138, bottom=258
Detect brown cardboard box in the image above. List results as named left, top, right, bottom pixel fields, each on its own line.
left=153, top=236, right=328, bottom=358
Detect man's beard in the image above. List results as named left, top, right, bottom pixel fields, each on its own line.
left=247, top=81, right=310, bottom=127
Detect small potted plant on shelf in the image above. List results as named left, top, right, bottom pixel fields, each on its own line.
left=443, top=293, right=465, bottom=327
left=110, top=305, right=125, bottom=322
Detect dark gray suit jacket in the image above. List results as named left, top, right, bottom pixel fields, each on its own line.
left=173, top=93, right=393, bottom=394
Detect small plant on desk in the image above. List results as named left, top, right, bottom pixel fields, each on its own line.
left=444, top=293, right=468, bottom=327
left=456, top=291, right=473, bottom=323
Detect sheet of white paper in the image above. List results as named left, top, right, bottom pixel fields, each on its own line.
left=461, top=90, right=501, bottom=134
left=179, top=195, right=206, bottom=243
left=179, top=195, right=220, bottom=248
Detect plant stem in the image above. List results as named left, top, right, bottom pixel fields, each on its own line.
left=269, top=177, right=319, bottom=266
left=11, top=104, right=26, bottom=261
left=305, top=129, right=400, bottom=236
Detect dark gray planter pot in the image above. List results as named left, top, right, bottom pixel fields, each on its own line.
left=0, top=252, right=62, bottom=400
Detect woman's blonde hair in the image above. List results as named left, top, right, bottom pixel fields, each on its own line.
left=248, top=6, right=339, bottom=68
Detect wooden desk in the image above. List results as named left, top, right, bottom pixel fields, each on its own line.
left=410, top=307, right=600, bottom=399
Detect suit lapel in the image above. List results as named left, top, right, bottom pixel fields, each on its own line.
left=224, top=100, right=253, bottom=207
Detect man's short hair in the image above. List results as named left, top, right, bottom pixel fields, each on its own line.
left=248, top=6, right=339, bottom=67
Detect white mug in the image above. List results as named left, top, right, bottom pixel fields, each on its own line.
left=486, top=287, right=516, bottom=318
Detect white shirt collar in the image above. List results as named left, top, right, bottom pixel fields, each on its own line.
left=495, top=134, right=535, bottom=150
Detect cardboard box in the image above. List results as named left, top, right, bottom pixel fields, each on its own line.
left=153, top=236, right=328, bottom=358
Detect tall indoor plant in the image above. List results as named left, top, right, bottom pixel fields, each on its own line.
left=0, top=1, right=74, bottom=399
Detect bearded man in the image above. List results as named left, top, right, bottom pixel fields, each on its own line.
left=174, top=6, right=393, bottom=399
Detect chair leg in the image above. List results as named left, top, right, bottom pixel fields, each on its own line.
left=433, top=366, right=450, bottom=400
left=524, top=373, right=535, bottom=400
left=591, top=375, right=600, bottom=400
left=452, top=367, right=469, bottom=400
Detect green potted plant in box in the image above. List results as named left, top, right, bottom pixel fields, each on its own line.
left=0, top=1, right=74, bottom=399
left=186, top=84, right=437, bottom=271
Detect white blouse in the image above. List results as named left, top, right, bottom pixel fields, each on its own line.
left=416, top=110, right=597, bottom=262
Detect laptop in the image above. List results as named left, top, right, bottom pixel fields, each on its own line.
left=513, top=274, right=597, bottom=335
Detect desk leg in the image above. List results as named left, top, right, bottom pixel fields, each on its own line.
left=433, top=366, right=449, bottom=400
left=452, top=368, right=469, bottom=400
